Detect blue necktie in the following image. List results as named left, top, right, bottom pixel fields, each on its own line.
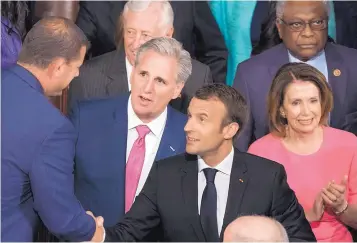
left=200, top=168, right=219, bottom=242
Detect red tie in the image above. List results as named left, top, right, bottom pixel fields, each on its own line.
left=125, top=125, right=151, bottom=212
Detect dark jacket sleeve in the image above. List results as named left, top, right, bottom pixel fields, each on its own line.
left=105, top=162, right=161, bottom=241
left=192, top=1, right=228, bottom=84
left=271, top=165, right=316, bottom=242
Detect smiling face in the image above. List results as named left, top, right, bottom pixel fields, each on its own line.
left=280, top=81, right=322, bottom=135
left=123, top=2, right=173, bottom=66
left=130, top=49, right=183, bottom=123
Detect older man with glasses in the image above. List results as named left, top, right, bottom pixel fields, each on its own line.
left=232, top=0, right=357, bottom=152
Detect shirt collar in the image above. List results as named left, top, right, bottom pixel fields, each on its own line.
left=198, top=147, right=234, bottom=176
left=127, top=95, right=167, bottom=137
left=288, top=49, right=326, bottom=65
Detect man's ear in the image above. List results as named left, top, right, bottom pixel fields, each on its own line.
left=172, top=81, right=184, bottom=99
left=166, top=27, right=174, bottom=38
left=47, top=58, right=66, bottom=79
left=223, top=122, right=239, bottom=140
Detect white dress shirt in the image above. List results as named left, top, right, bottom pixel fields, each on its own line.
left=125, top=57, right=133, bottom=91
left=126, top=96, right=167, bottom=202
left=197, top=147, right=234, bottom=236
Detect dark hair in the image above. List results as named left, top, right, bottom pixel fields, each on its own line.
left=251, top=1, right=281, bottom=56
left=268, top=63, right=333, bottom=137
left=1, top=1, right=29, bottom=39
left=194, top=83, right=248, bottom=138
left=18, top=16, right=89, bottom=69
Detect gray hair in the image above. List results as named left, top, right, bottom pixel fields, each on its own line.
left=276, top=0, right=330, bottom=19
left=123, top=0, right=174, bottom=29
left=135, top=37, right=192, bottom=84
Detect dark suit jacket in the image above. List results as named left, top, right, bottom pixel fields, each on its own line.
left=68, top=48, right=212, bottom=114
left=105, top=148, right=316, bottom=242
left=68, top=94, right=187, bottom=227
left=1, top=65, right=95, bottom=241
left=333, top=1, right=357, bottom=49
left=233, top=43, right=357, bottom=151
left=75, top=1, right=227, bottom=83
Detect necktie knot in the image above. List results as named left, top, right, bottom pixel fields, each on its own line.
left=203, top=168, right=217, bottom=183
left=136, top=125, right=151, bottom=138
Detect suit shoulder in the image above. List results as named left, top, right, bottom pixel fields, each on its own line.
left=81, top=51, right=118, bottom=70
left=156, top=153, right=188, bottom=170
left=191, top=58, right=209, bottom=70
left=332, top=43, right=357, bottom=60
left=238, top=44, right=283, bottom=69
left=237, top=150, right=283, bottom=173
left=168, top=106, right=187, bottom=123
left=76, top=94, right=128, bottom=113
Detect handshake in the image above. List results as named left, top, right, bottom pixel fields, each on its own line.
left=86, top=211, right=105, bottom=242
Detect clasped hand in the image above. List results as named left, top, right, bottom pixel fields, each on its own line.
left=306, top=175, right=348, bottom=222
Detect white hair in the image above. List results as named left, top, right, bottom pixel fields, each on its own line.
left=276, top=0, right=330, bottom=19
left=225, top=215, right=289, bottom=242
left=123, top=0, right=174, bottom=29
left=135, top=37, right=192, bottom=84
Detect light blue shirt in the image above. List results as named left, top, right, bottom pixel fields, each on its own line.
left=288, top=50, right=329, bottom=82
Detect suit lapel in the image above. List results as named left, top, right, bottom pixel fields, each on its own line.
left=268, top=44, right=290, bottom=77
left=220, top=150, right=248, bottom=241
left=324, top=43, right=347, bottom=127
left=181, top=154, right=206, bottom=241
left=105, top=48, right=129, bottom=96
left=155, top=107, right=184, bottom=160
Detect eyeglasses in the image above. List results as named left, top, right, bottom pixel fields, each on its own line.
left=278, top=18, right=328, bottom=32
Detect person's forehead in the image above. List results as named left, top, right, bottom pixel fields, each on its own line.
left=190, top=98, right=226, bottom=114
left=283, top=1, right=327, bottom=18
left=124, top=6, right=162, bottom=26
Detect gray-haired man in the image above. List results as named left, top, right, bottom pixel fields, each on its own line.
left=69, top=37, right=191, bottom=228
left=69, top=0, right=213, bottom=114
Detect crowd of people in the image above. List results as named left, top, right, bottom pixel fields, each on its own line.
left=2, top=0, right=357, bottom=242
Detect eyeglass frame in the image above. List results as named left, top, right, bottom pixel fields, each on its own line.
left=277, top=18, right=329, bottom=32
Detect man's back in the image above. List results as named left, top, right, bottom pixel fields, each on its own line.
left=1, top=65, right=94, bottom=241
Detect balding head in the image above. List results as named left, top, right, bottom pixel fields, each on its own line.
left=18, top=16, right=89, bottom=69
left=224, top=216, right=289, bottom=242
left=18, top=17, right=88, bottom=96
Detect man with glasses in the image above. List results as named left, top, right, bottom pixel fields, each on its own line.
left=232, top=0, right=357, bottom=151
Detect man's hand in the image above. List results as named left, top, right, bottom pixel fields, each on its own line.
left=86, top=211, right=105, bottom=242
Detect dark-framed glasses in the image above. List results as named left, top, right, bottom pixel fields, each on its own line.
left=278, top=18, right=328, bottom=32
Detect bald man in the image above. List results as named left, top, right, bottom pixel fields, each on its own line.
left=223, top=216, right=289, bottom=242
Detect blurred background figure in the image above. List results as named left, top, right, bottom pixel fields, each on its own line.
left=223, top=215, right=289, bottom=242
left=1, top=1, right=29, bottom=69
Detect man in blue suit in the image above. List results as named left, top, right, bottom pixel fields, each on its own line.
left=1, top=17, right=104, bottom=241
left=69, top=37, right=192, bottom=227
left=233, top=0, right=357, bottom=151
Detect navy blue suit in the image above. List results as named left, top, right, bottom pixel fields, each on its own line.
left=69, top=94, right=187, bottom=227
left=1, top=65, right=95, bottom=241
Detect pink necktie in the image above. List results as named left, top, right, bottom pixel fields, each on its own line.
left=125, top=125, right=151, bottom=212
